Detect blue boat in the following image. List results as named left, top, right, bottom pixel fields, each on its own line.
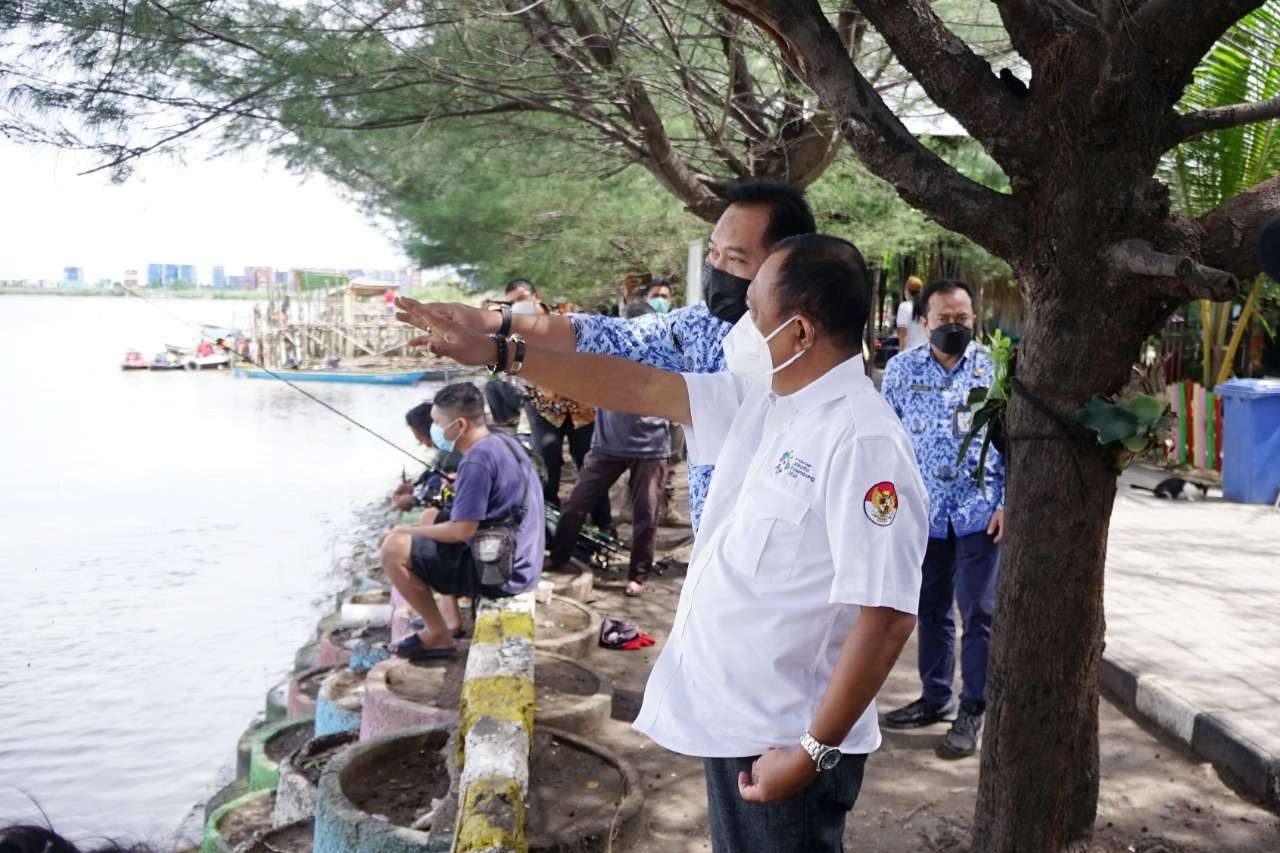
left=233, top=365, right=459, bottom=385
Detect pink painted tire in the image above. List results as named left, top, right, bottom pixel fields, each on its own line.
left=358, top=657, right=460, bottom=741
left=287, top=665, right=336, bottom=721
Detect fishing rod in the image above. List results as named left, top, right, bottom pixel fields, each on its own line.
left=116, top=284, right=430, bottom=467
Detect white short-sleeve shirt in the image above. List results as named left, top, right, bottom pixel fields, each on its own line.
left=632, top=356, right=928, bottom=758
left=896, top=300, right=929, bottom=350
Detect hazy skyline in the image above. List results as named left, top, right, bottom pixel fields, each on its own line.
left=0, top=139, right=410, bottom=282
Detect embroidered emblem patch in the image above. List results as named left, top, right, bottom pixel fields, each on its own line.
left=864, top=481, right=899, bottom=526
left=774, top=450, right=816, bottom=482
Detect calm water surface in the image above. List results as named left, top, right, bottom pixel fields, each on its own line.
left=0, top=295, right=440, bottom=844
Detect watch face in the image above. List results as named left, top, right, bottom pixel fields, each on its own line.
left=818, top=749, right=841, bottom=771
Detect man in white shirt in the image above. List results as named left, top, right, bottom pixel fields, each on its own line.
left=896, top=274, right=929, bottom=351
left=409, top=234, right=927, bottom=852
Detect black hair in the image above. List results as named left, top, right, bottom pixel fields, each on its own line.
left=432, top=382, right=486, bottom=422
left=723, top=181, right=816, bottom=252
left=919, top=278, right=976, bottom=318
left=769, top=234, right=871, bottom=349
left=623, top=299, right=656, bottom=319
left=504, top=278, right=534, bottom=296
left=405, top=401, right=433, bottom=435
left=642, top=277, right=672, bottom=297
left=0, top=825, right=155, bottom=853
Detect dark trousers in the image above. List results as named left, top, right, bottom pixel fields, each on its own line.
left=703, top=753, right=867, bottom=853
left=526, top=406, right=610, bottom=527
left=548, top=450, right=668, bottom=582
left=918, top=526, right=1001, bottom=710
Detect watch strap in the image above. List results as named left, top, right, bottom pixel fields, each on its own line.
left=497, top=305, right=513, bottom=337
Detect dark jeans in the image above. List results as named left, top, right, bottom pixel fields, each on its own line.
left=919, top=526, right=1001, bottom=710
left=526, top=406, right=611, bottom=527
left=703, top=753, right=867, bottom=853
left=548, top=450, right=668, bottom=582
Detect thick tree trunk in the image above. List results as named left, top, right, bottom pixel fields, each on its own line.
left=972, top=267, right=1148, bottom=851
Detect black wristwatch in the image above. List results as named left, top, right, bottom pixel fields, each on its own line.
left=506, top=334, right=526, bottom=376
left=497, top=305, right=513, bottom=337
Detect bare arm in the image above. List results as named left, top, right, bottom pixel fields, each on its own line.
left=408, top=306, right=692, bottom=425
left=396, top=297, right=578, bottom=352
left=739, top=606, right=916, bottom=802
left=395, top=519, right=480, bottom=544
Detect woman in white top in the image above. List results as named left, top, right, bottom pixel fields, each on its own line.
left=896, top=275, right=929, bottom=350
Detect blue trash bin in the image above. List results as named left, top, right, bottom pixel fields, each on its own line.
left=1214, top=378, right=1280, bottom=504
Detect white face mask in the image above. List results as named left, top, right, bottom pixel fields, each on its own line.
left=511, top=299, right=539, bottom=316
left=721, top=313, right=805, bottom=390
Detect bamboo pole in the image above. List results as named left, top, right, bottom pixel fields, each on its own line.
left=1213, top=275, right=1264, bottom=388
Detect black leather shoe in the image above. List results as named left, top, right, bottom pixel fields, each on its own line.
left=938, top=708, right=984, bottom=757
left=883, top=697, right=959, bottom=729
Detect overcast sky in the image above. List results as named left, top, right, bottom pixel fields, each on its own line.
left=0, top=139, right=410, bottom=282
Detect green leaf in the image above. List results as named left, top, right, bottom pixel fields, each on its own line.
left=968, top=386, right=989, bottom=406
left=1120, top=435, right=1150, bottom=453
left=1077, top=397, right=1141, bottom=445
left=1122, top=394, right=1166, bottom=427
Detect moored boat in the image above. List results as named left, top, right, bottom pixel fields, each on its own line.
left=121, top=351, right=149, bottom=370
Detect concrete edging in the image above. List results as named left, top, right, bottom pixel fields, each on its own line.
left=532, top=595, right=599, bottom=660
left=533, top=651, right=612, bottom=736
left=1100, top=654, right=1280, bottom=807
left=454, top=592, right=536, bottom=853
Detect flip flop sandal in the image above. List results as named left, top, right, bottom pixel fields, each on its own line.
left=393, top=634, right=457, bottom=661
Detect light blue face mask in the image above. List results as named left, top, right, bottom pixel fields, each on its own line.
left=430, top=420, right=460, bottom=453
left=647, top=297, right=671, bottom=314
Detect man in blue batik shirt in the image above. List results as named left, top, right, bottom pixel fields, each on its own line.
left=395, top=181, right=817, bottom=532
left=880, top=278, right=1005, bottom=759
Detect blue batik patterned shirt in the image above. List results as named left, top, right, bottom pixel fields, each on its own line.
left=570, top=303, right=731, bottom=531
left=881, top=341, right=1004, bottom=539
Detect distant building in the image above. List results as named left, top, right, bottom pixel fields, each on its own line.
left=164, top=264, right=179, bottom=284
left=147, top=264, right=164, bottom=286
left=124, top=270, right=139, bottom=288
left=228, top=275, right=243, bottom=289
left=180, top=264, right=197, bottom=286
left=274, top=270, right=288, bottom=286
left=63, top=267, right=84, bottom=286
left=242, top=266, right=273, bottom=290
left=212, top=266, right=226, bottom=288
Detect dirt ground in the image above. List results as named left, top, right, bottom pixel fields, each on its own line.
left=575, top=468, right=1280, bottom=853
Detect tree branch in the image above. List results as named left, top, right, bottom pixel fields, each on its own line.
left=718, top=0, right=1025, bottom=258
left=1200, top=173, right=1280, bottom=282
left=1105, top=238, right=1239, bottom=301
left=851, top=0, right=1029, bottom=168
left=1171, top=94, right=1280, bottom=144
left=1134, top=1, right=1268, bottom=88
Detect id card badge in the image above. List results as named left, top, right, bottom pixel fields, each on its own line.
left=953, top=404, right=974, bottom=439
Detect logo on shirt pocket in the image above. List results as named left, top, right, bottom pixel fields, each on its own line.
left=864, top=482, right=899, bottom=526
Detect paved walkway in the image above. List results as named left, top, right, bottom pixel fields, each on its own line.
left=1104, top=466, right=1280, bottom=805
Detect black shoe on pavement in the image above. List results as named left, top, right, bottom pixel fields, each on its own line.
left=938, top=707, right=984, bottom=758
left=882, top=697, right=959, bottom=729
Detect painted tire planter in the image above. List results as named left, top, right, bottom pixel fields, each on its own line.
left=314, top=724, right=455, bottom=853
left=315, top=667, right=366, bottom=736
left=526, top=727, right=644, bottom=853
left=202, top=788, right=274, bottom=853
left=287, top=665, right=336, bottom=721
left=359, top=657, right=462, bottom=741
left=339, top=589, right=393, bottom=628
left=248, top=717, right=315, bottom=791
left=238, top=818, right=314, bottom=853
left=236, top=722, right=266, bottom=783
left=274, top=731, right=359, bottom=828
left=316, top=624, right=391, bottom=669
left=533, top=651, right=612, bottom=735
left=533, top=595, right=599, bottom=660
left=266, top=680, right=289, bottom=722
left=205, top=778, right=249, bottom=823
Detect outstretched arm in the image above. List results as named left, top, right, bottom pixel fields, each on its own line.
left=410, top=308, right=692, bottom=425
left=396, top=297, right=578, bottom=352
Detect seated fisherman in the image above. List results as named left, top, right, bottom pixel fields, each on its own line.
left=407, top=235, right=926, bottom=850
left=381, top=382, right=544, bottom=660
left=393, top=401, right=461, bottom=514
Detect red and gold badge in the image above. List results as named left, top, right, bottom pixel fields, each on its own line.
left=864, top=481, right=899, bottom=526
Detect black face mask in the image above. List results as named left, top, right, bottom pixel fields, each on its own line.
left=703, top=263, right=752, bottom=324
left=930, top=323, right=973, bottom=356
